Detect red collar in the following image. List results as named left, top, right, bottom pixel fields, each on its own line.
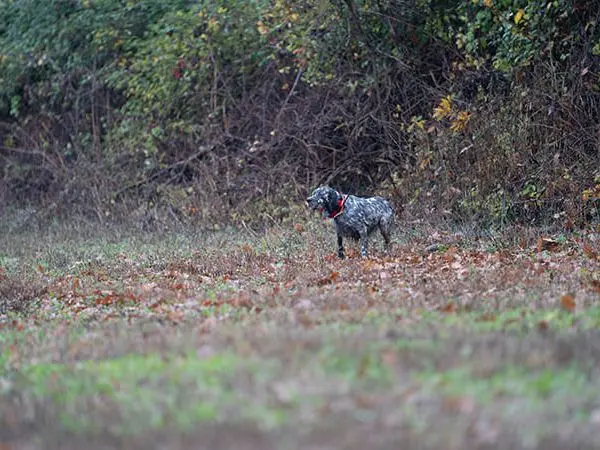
left=328, top=194, right=347, bottom=219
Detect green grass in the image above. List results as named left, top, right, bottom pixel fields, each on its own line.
left=1, top=218, right=599, bottom=449
left=15, top=351, right=286, bottom=435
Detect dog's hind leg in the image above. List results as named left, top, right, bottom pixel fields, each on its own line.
left=379, top=215, right=393, bottom=253
left=337, top=234, right=345, bottom=259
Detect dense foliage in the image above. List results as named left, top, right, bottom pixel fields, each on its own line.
left=1, top=0, right=598, bottom=227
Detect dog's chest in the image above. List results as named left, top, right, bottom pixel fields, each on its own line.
left=334, top=218, right=362, bottom=239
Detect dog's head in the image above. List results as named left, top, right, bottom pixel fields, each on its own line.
left=306, top=186, right=342, bottom=218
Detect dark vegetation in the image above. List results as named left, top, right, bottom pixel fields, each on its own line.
left=0, top=0, right=598, bottom=228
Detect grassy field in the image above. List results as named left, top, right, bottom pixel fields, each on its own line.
left=1, top=214, right=599, bottom=449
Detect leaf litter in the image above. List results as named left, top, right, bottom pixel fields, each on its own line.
left=0, top=225, right=599, bottom=449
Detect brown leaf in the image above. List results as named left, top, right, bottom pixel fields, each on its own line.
left=582, top=244, right=598, bottom=261
left=478, top=313, right=496, bottom=322
left=563, top=217, right=574, bottom=232
left=11, top=321, right=24, bottom=332
left=346, top=248, right=360, bottom=258
left=363, top=260, right=383, bottom=271
left=443, top=395, right=476, bottom=414
left=296, top=312, right=313, bottom=328
left=167, top=312, right=183, bottom=323
left=503, top=317, right=521, bottom=327
left=317, top=271, right=340, bottom=286
left=442, top=246, right=458, bottom=262
left=537, top=237, right=561, bottom=252
left=353, top=394, right=378, bottom=409
left=95, top=294, right=117, bottom=306
left=441, top=302, right=457, bottom=313
left=560, top=294, right=576, bottom=312
left=294, top=223, right=305, bottom=233
left=537, top=320, right=549, bottom=331
left=590, top=280, right=600, bottom=293
left=380, top=349, right=398, bottom=369
left=241, top=244, right=254, bottom=255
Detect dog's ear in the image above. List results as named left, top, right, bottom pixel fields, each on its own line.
left=326, top=188, right=341, bottom=213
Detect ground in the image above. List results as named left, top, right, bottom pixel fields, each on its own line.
left=0, top=215, right=599, bottom=449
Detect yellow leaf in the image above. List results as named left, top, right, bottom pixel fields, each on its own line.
left=483, top=0, right=493, bottom=7
left=419, top=153, right=432, bottom=170
left=514, top=9, right=525, bottom=24
left=257, top=21, right=268, bottom=35
left=450, top=110, right=472, bottom=132
left=433, top=95, right=452, bottom=121
left=412, top=117, right=425, bottom=130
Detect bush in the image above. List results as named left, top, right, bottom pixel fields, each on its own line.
left=0, top=0, right=598, bottom=228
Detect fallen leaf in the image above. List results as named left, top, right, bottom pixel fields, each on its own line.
left=353, top=394, right=378, bottom=409
left=380, top=349, right=397, bottom=369
left=442, top=246, right=458, bottom=262
left=443, top=395, right=476, bottom=414
left=441, top=302, right=457, bottom=313
left=478, top=313, right=496, bottom=322
left=537, top=237, right=561, bottom=252
left=346, top=248, right=360, bottom=258
left=296, top=312, right=313, bottom=328
left=317, top=271, right=340, bottom=286
left=560, top=294, right=576, bottom=312
left=10, top=321, right=24, bottom=332
left=582, top=244, right=598, bottom=260
left=514, top=8, right=525, bottom=24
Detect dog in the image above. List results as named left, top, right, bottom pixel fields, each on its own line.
left=306, top=186, right=394, bottom=258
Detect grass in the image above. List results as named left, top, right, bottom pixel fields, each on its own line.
left=0, top=215, right=599, bottom=449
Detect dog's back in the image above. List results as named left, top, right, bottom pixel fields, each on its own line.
left=337, top=194, right=394, bottom=238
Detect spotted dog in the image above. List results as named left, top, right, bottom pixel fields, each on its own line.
left=306, top=186, right=394, bottom=258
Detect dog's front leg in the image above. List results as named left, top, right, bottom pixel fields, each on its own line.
left=337, top=234, right=345, bottom=259
left=359, top=231, right=368, bottom=258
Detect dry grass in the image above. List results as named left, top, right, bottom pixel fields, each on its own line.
left=0, top=216, right=599, bottom=449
